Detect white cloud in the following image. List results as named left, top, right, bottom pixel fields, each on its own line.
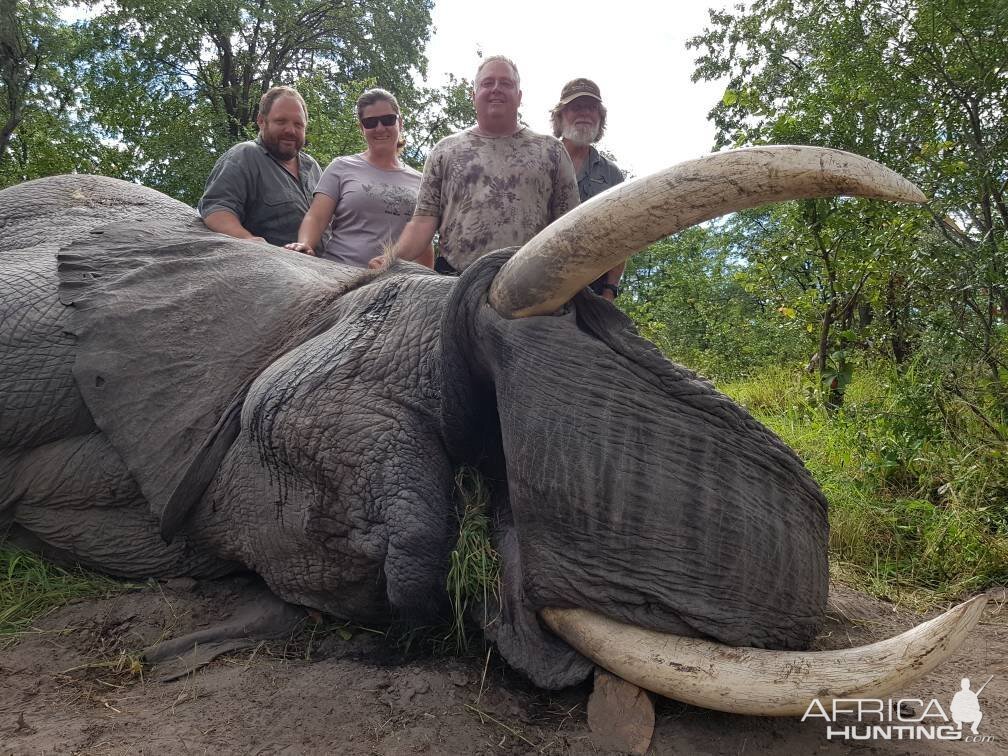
left=422, top=0, right=732, bottom=178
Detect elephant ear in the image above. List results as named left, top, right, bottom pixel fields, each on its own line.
left=58, top=217, right=373, bottom=538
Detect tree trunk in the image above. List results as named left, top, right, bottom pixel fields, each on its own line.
left=817, top=300, right=843, bottom=410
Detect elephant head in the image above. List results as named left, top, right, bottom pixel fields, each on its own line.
left=0, top=147, right=983, bottom=717
left=472, top=146, right=985, bottom=713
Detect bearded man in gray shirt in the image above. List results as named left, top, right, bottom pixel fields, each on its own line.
left=198, top=86, right=322, bottom=247
left=380, top=56, right=579, bottom=273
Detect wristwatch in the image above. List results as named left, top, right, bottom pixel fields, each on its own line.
left=600, top=283, right=620, bottom=298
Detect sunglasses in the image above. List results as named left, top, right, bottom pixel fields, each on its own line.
left=360, top=114, right=399, bottom=129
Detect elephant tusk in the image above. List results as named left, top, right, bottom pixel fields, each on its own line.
left=539, top=595, right=986, bottom=717
left=489, top=145, right=927, bottom=319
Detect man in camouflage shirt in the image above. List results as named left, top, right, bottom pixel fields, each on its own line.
left=381, top=56, right=579, bottom=273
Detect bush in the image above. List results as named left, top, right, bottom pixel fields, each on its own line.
left=717, top=366, right=1008, bottom=604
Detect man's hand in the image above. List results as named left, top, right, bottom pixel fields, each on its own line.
left=367, top=255, right=387, bottom=269
left=291, top=195, right=336, bottom=258
left=284, top=242, right=316, bottom=256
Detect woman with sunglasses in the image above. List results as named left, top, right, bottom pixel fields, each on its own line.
left=286, top=88, right=430, bottom=266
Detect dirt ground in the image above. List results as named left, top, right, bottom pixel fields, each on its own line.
left=1, top=576, right=1005, bottom=755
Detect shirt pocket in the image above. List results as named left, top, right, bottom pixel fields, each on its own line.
left=260, top=192, right=301, bottom=224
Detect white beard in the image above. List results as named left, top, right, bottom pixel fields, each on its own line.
left=561, top=123, right=598, bottom=145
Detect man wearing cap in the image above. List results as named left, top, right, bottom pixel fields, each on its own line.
left=198, top=85, right=322, bottom=247
left=551, top=78, right=625, bottom=301
left=381, top=55, right=579, bottom=274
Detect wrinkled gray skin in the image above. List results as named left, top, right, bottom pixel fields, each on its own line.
left=0, top=175, right=829, bottom=688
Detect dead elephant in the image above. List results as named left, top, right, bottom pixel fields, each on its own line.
left=0, top=146, right=984, bottom=715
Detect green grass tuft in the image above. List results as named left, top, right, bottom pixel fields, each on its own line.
left=445, top=467, right=500, bottom=653
left=719, top=365, right=807, bottom=416
left=0, top=546, right=127, bottom=648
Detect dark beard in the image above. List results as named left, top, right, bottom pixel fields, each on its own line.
left=261, top=134, right=301, bottom=161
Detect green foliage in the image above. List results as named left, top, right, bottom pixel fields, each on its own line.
left=622, top=226, right=802, bottom=381
left=83, top=0, right=434, bottom=201
left=719, top=368, right=1008, bottom=603
left=0, top=546, right=127, bottom=647
left=0, top=1, right=115, bottom=185
left=1, top=1, right=454, bottom=202
left=683, top=2, right=1008, bottom=590
left=720, top=364, right=806, bottom=416
left=403, top=73, right=476, bottom=170
left=297, top=75, right=370, bottom=167
left=848, top=360, right=1008, bottom=518
left=719, top=194, right=933, bottom=409
left=87, top=0, right=433, bottom=133
left=690, top=0, right=1007, bottom=413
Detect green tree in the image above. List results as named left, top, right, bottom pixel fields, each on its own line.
left=0, top=1, right=113, bottom=185
left=403, top=73, right=475, bottom=170
left=733, top=200, right=929, bottom=406
left=2, top=2, right=473, bottom=201
left=621, top=225, right=796, bottom=380
left=0, top=0, right=37, bottom=160
left=690, top=0, right=1007, bottom=409
left=77, top=0, right=435, bottom=203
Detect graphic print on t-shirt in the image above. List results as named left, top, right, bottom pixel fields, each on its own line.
left=362, top=183, right=416, bottom=217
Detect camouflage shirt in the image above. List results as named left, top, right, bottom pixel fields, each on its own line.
left=414, top=127, right=579, bottom=272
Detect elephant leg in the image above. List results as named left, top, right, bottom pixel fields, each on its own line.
left=142, top=580, right=308, bottom=681
left=201, top=439, right=397, bottom=624
left=195, top=407, right=454, bottom=626
left=9, top=433, right=234, bottom=578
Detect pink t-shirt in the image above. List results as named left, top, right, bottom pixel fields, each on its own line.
left=314, top=153, right=421, bottom=267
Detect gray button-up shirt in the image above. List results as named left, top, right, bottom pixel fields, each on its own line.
left=198, top=137, right=322, bottom=247
left=577, top=146, right=624, bottom=202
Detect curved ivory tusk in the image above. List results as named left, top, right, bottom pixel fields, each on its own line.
left=540, top=595, right=986, bottom=717
left=489, top=145, right=927, bottom=318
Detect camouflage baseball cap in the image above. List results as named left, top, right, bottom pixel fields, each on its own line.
left=555, top=78, right=603, bottom=109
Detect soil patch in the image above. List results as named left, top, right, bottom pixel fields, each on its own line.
left=1, top=578, right=1004, bottom=754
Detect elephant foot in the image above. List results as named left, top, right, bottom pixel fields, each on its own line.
left=143, top=583, right=308, bottom=682
left=587, top=668, right=655, bottom=755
